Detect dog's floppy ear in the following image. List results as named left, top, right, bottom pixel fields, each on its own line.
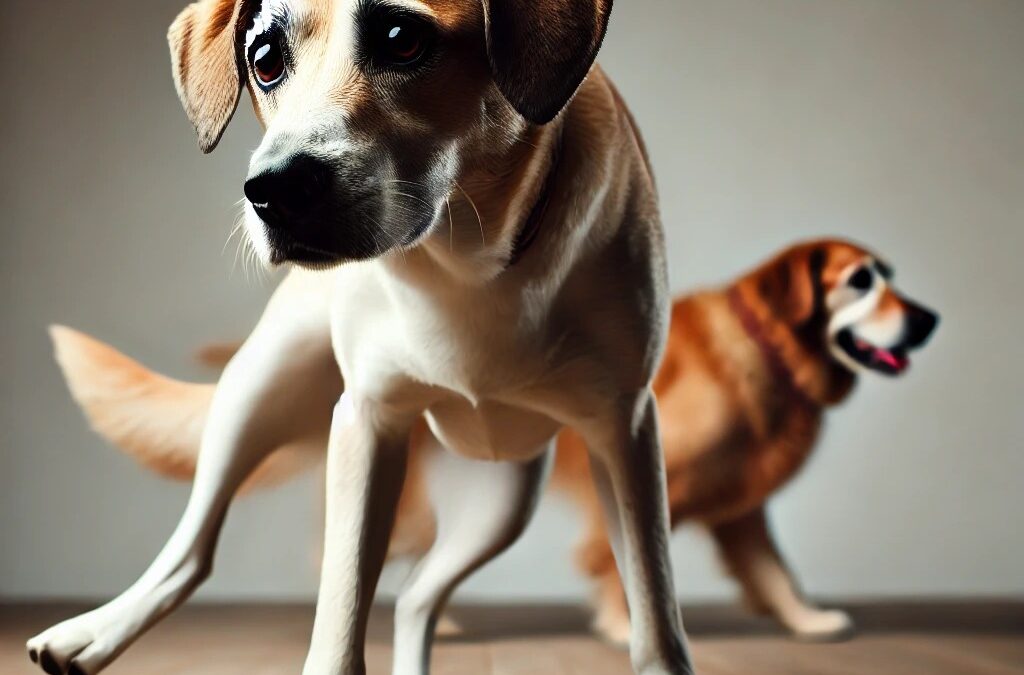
left=168, top=0, right=249, bottom=153
left=759, top=246, right=826, bottom=326
left=483, top=0, right=613, bottom=124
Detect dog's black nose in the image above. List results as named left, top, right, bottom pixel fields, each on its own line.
left=244, top=153, right=333, bottom=224
left=904, top=301, right=939, bottom=349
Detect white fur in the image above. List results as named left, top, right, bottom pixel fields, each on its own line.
left=827, top=259, right=905, bottom=371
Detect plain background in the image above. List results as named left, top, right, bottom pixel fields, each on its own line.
left=1, top=0, right=1021, bottom=604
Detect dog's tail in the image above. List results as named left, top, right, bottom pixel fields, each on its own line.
left=49, top=325, right=318, bottom=492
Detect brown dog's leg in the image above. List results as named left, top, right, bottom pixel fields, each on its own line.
left=710, top=507, right=854, bottom=641
left=592, top=563, right=631, bottom=647
left=575, top=507, right=631, bottom=646
left=557, top=431, right=632, bottom=647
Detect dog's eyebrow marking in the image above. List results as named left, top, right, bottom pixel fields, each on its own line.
left=367, top=0, right=440, bottom=18
left=873, top=258, right=894, bottom=279
left=244, top=0, right=289, bottom=52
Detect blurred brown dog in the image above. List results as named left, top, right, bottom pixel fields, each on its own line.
left=50, top=238, right=937, bottom=646
left=553, top=238, right=938, bottom=644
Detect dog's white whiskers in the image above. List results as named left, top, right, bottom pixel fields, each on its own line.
left=241, top=237, right=251, bottom=284
left=239, top=233, right=259, bottom=285
left=246, top=241, right=257, bottom=284
left=392, top=191, right=433, bottom=208
left=230, top=228, right=247, bottom=281
left=445, top=197, right=454, bottom=253
left=369, top=215, right=407, bottom=265
left=222, top=219, right=244, bottom=257
left=385, top=179, right=429, bottom=189
left=248, top=237, right=269, bottom=285
left=515, top=135, right=540, bottom=151
left=454, top=182, right=485, bottom=246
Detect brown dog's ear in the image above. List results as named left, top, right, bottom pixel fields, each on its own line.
left=168, top=0, right=249, bottom=153
left=759, top=247, right=826, bottom=326
left=483, top=0, right=613, bottom=124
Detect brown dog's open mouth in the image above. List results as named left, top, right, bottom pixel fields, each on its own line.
left=836, top=329, right=910, bottom=375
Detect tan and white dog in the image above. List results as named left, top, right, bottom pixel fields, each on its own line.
left=27, top=1, right=695, bottom=674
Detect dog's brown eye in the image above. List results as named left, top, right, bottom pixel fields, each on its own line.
left=365, top=10, right=433, bottom=67
left=848, top=266, right=874, bottom=291
left=382, top=20, right=424, bottom=62
left=252, top=38, right=285, bottom=87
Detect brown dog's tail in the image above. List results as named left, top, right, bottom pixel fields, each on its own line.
left=49, top=325, right=318, bottom=492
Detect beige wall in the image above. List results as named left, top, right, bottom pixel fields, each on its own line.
left=1, top=0, right=1021, bottom=601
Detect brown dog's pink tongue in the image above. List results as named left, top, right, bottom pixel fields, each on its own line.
left=874, top=347, right=908, bottom=370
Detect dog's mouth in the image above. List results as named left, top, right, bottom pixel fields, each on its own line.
left=252, top=196, right=439, bottom=270
left=835, top=329, right=910, bottom=375
left=266, top=228, right=349, bottom=269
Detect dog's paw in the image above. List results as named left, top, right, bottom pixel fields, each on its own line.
left=26, top=610, right=125, bottom=675
left=434, top=613, right=464, bottom=638
left=787, top=608, right=855, bottom=642
left=592, top=607, right=631, bottom=650
left=638, top=668, right=696, bottom=675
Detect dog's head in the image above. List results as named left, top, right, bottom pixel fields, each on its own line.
left=755, top=239, right=939, bottom=376
left=168, top=0, right=611, bottom=268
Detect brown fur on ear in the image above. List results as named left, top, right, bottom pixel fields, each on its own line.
left=484, top=0, right=613, bottom=124
left=168, top=0, right=249, bottom=153
left=757, top=245, right=826, bottom=325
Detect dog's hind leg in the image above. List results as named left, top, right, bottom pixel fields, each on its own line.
left=710, top=506, right=854, bottom=641
left=26, top=271, right=339, bottom=675
left=391, top=438, right=553, bottom=675
left=580, top=392, right=694, bottom=675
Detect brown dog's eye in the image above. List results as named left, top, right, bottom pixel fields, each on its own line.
left=365, top=9, right=434, bottom=67
left=848, top=266, right=874, bottom=291
left=252, top=37, right=285, bottom=87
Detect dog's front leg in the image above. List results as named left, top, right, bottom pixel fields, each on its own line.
left=26, top=271, right=337, bottom=675
left=304, top=395, right=412, bottom=675
left=582, top=391, right=695, bottom=675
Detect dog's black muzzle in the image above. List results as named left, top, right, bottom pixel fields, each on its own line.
left=244, top=149, right=382, bottom=267
left=902, top=300, right=939, bottom=349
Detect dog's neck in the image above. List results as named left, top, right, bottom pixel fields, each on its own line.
left=728, top=284, right=856, bottom=408
left=398, top=115, right=566, bottom=285
left=506, top=126, right=563, bottom=267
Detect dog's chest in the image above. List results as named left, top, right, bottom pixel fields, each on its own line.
left=403, top=300, right=563, bottom=461
left=425, top=396, right=560, bottom=461
left=329, top=263, right=565, bottom=461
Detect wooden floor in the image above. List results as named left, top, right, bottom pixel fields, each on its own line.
left=2, top=602, right=1022, bottom=674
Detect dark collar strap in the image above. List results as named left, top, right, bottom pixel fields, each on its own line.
left=507, top=128, right=564, bottom=267
left=727, top=286, right=817, bottom=409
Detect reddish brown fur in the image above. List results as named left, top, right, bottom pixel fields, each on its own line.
left=549, top=239, right=878, bottom=627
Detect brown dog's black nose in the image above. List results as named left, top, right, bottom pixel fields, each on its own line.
left=244, top=153, right=333, bottom=224
left=904, top=301, right=939, bottom=348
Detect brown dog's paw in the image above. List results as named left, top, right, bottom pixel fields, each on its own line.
left=434, top=613, right=464, bottom=638
left=591, top=606, right=631, bottom=649
left=788, top=608, right=855, bottom=642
